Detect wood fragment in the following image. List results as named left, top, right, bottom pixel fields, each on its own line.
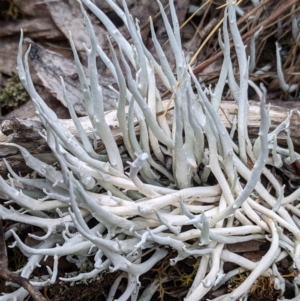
left=0, top=101, right=299, bottom=178
left=46, top=0, right=106, bottom=51
left=0, top=18, right=64, bottom=39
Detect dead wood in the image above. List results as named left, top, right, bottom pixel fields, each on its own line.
left=0, top=100, right=299, bottom=178
left=46, top=1, right=107, bottom=51
left=0, top=17, right=63, bottom=40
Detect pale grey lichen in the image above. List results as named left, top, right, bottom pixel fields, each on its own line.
left=1, top=0, right=300, bottom=301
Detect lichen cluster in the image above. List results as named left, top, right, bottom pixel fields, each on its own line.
left=0, top=0, right=300, bottom=301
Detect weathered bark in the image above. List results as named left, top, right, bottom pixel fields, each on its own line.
left=0, top=101, right=299, bottom=178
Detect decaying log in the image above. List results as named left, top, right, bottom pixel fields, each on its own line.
left=0, top=100, right=299, bottom=178
left=0, top=17, right=64, bottom=40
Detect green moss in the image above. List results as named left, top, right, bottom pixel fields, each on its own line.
left=0, top=74, right=29, bottom=109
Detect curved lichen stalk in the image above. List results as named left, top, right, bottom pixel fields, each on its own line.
left=1, top=0, right=300, bottom=301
